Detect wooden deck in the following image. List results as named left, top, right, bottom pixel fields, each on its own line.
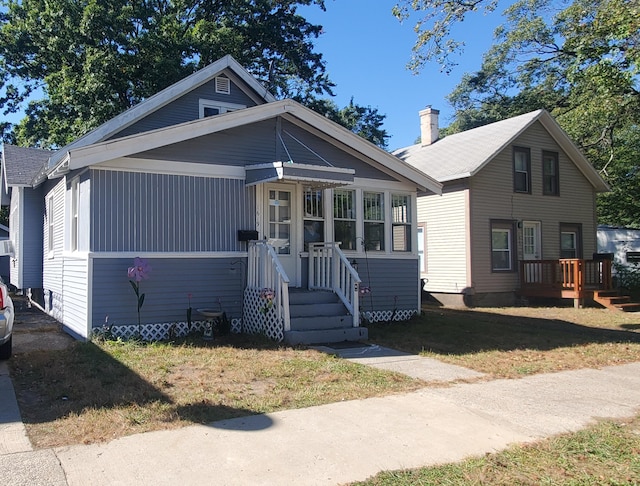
left=519, top=259, right=613, bottom=307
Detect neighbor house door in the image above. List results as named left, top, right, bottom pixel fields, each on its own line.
left=264, top=184, right=300, bottom=286
left=522, top=221, right=542, bottom=283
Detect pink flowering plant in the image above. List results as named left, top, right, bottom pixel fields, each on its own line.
left=259, top=288, right=276, bottom=314
left=128, top=257, right=151, bottom=337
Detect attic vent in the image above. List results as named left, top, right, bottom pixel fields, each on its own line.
left=215, top=76, right=231, bottom=95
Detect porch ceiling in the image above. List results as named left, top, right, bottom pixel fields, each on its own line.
left=245, top=161, right=355, bottom=189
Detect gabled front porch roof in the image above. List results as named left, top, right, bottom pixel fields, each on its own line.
left=46, top=99, right=442, bottom=194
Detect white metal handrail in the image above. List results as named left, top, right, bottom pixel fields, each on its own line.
left=247, top=240, right=291, bottom=331
left=308, top=242, right=361, bottom=327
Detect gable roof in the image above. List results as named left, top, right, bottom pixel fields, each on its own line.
left=394, top=109, right=609, bottom=192
left=2, top=144, right=52, bottom=188
left=48, top=99, right=442, bottom=194
left=47, top=55, right=276, bottom=169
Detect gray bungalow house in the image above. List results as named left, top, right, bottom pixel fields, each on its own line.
left=1, top=55, right=441, bottom=343
left=395, top=108, right=610, bottom=307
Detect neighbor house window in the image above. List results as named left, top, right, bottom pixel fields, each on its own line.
left=513, top=147, right=531, bottom=193
left=417, top=223, right=427, bottom=273
left=334, top=189, right=356, bottom=250
left=199, top=99, right=245, bottom=118
left=47, top=195, right=55, bottom=255
left=491, top=220, right=515, bottom=271
left=543, top=151, right=560, bottom=195
left=303, top=188, right=324, bottom=251
left=560, top=223, right=582, bottom=259
left=391, top=194, right=411, bottom=252
left=627, top=252, right=640, bottom=263
left=363, top=192, right=384, bottom=251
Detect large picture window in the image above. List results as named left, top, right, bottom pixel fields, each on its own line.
left=491, top=220, right=515, bottom=271
left=363, top=192, right=384, bottom=251
left=334, top=189, right=356, bottom=250
left=391, top=194, right=411, bottom=252
left=513, top=147, right=531, bottom=193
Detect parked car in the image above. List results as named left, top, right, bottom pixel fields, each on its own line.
left=0, top=278, right=14, bottom=359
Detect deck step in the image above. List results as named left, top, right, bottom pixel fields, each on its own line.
left=290, top=302, right=347, bottom=318
left=593, top=290, right=640, bottom=312
left=290, top=314, right=352, bottom=331
left=617, top=303, right=640, bottom=312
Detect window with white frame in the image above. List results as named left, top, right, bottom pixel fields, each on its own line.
left=363, top=192, right=384, bottom=251
left=71, top=178, right=79, bottom=251
left=303, top=188, right=324, bottom=251
left=417, top=223, right=427, bottom=273
left=47, top=195, right=55, bottom=255
left=491, top=220, right=515, bottom=271
left=391, top=194, right=411, bottom=252
left=333, top=189, right=357, bottom=250
left=199, top=99, right=245, bottom=118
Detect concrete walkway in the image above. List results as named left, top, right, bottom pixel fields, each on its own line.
left=2, top=354, right=640, bottom=485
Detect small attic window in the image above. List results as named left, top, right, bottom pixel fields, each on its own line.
left=199, top=99, right=246, bottom=118
left=215, top=76, right=231, bottom=95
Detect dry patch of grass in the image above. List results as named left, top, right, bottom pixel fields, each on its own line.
left=353, top=414, right=640, bottom=485
left=368, top=306, right=640, bottom=378
left=10, top=334, right=422, bottom=448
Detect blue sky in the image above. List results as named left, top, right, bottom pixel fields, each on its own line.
left=300, top=0, right=505, bottom=150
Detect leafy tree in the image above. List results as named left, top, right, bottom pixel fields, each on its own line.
left=397, top=0, right=640, bottom=225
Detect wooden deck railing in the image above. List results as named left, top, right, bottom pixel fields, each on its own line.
left=519, top=259, right=613, bottom=300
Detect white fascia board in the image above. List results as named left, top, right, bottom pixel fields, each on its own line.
left=96, top=157, right=246, bottom=179
left=247, top=161, right=355, bottom=175
left=66, top=101, right=296, bottom=170
left=48, top=55, right=275, bottom=168
left=285, top=105, right=443, bottom=195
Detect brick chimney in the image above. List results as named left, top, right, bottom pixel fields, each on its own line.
left=419, top=107, right=439, bottom=146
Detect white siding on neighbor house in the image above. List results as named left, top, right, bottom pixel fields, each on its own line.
left=9, top=188, right=21, bottom=287
left=417, top=185, right=470, bottom=294
left=469, top=121, right=598, bottom=294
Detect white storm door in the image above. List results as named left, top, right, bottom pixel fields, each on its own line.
left=523, top=221, right=542, bottom=283
left=523, top=221, right=541, bottom=260
left=265, top=184, right=299, bottom=286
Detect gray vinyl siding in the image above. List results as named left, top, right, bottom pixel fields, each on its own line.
left=357, top=258, right=419, bottom=312
left=90, top=170, right=255, bottom=252
left=90, top=257, right=245, bottom=329
left=417, top=184, right=470, bottom=293
left=21, top=187, right=44, bottom=289
left=42, top=179, right=65, bottom=295
left=61, top=256, right=89, bottom=338
left=109, top=75, right=259, bottom=139
left=134, top=118, right=396, bottom=181
left=469, top=121, right=598, bottom=293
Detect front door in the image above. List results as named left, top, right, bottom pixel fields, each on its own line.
left=265, top=184, right=299, bottom=286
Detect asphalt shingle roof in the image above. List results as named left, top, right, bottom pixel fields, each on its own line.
left=393, top=110, right=544, bottom=182
left=2, top=144, right=52, bottom=186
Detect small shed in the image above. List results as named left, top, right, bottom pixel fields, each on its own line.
left=597, top=225, right=640, bottom=267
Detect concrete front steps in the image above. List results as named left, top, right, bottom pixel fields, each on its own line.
left=284, top=290, right=368, bottom=345
left=593, top=290, right=640, bottom=312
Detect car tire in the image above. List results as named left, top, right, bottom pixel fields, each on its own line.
left=0, top=336, right=11, bottom=360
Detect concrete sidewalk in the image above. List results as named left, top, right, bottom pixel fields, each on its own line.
left=3, top=356, right=640, bottom=485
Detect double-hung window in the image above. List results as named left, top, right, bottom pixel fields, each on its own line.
left=491, top=220, right=515, bottom=271
left=333, top=189, right=357, bottom=250
left=363, top=192, right=384, bottom=251
left=542, top=151, right=560, bottom=196
left=391, top=194, right=411, bottom=252
left=560, top=223, right=582, bottom=259
left=513, top=147, right=531, bottom=193
left=303, top=188, right=324, bottom=251
left=47, top=195, right=55, bottom=256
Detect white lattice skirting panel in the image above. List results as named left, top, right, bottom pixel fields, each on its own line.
left=362, top=309, right=417, bottom=323
left=242, top=287, right=284, bottom=342
left=94, top=318, right=242, bottom=342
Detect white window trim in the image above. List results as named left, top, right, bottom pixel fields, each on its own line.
left=47, top=194, right=55, bottom=258
left=198, top=99, right=246, bottom=118
left=71, top=178, right=79, bottom=252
